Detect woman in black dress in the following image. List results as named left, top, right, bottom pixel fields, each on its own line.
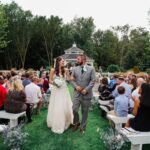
left=126, top=83, right=150, bottom=131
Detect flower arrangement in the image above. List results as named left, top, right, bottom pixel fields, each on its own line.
left=53, top=77, right=63, bottom=88
left=2, top=124, right=28, bottom=150
left=97, top=127, right=127, bottom=150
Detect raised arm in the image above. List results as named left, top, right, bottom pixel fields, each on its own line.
left=49, top=68, right=55, bottom=84
left=65, top=68, right=70, bottom=81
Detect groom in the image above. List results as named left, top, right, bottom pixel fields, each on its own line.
left=71, top=54, right=96, bottom=134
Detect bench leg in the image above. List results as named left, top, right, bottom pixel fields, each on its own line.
left=9, top=119, right=18, bottom=128
left=115, top=124, right=122, bottom=131
left=131, top=144, right=142, bottom=150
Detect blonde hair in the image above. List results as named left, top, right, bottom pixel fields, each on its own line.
left=13, top=79, right=24, bottom=91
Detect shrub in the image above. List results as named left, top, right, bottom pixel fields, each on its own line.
left=107, top=64, right=120, bottom=73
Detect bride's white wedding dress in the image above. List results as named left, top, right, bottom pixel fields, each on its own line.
left=47, top=75, right=73, bottom=134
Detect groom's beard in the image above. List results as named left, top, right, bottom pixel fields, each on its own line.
left=77, top=61, right=83, bottom=66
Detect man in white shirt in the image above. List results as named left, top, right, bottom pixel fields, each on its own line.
left=25, top=76, right=42, bottom=123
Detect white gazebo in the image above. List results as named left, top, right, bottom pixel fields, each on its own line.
left=55, top=43, right=94, bottom=67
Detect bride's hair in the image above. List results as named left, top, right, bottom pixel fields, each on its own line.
left=55, top=57, right=65, bottom=77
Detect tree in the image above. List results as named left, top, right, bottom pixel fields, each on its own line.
left=124, top=28, right=150, bottom=70
left=41, top=15, right=62, bottom=66
left=0, top=3, right=8, bottom=49
left=3, top=2, right=33, bottom=69
left=70, top=17, right=95, bottom=57
left=93, top=29, right=118, bottom=70
left=111, top=24, right=130, bottom=68
left=15, top=10, right=33, bottom=68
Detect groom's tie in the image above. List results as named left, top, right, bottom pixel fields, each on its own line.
left=81, top=66, right=84, bottom=74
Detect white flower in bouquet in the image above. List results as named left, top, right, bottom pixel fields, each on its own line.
left=53, top=77, right=63, bottom=88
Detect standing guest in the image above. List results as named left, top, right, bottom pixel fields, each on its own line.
left=0, top=76, right=7, bottom=110
left=22, top=72, right=31, bottom=87
left=25, top=76, right=42, bottom=123
left=71, top=54, right=96, bottom=134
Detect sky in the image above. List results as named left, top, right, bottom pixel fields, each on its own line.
left=1, top=0, right=150, bottom=30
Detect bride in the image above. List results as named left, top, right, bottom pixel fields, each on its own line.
left=47, top=57, right=73, bottom=134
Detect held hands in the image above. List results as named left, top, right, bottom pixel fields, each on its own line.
left=75, top=86, right=87, bottom=95
left=75, top=86, right=83, bottom=92
left=81, top=89, right=87, bottom=95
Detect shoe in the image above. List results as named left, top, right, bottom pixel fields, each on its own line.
left=72, top=123, right=80, bottom=132
left=80, top=128, right=85, bottom=135
left=69, top=124, right=74, bottom=128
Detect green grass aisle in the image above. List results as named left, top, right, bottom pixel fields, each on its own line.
left=23, top=105, right=109, bottom=150
left=0, top=105, right=150, bottom=150
left=0, top=83, right=150, bottom=149
left=0, top=105, right=109, bottom=150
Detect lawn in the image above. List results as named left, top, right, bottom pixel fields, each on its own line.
left=0, top=84, right=150, bottom=150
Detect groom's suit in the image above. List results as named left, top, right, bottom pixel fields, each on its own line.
left=71, top=65, right=96, bottom=129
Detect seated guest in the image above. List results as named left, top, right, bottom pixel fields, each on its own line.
left=114, top=86, right=129, bottom=117
left=4, top=79, right=27, bottom=113
left=129, top=78, right=145, bottom=112
left=98, top=77, right=112, bottom=100
left=109, top=74, right=118, bottom=91
left=0, top=76, right=7, bottom=110
left=42, top=72, right=49, bottom=93
left=126, top=83, right=150, bottom=131
left=112, top=75, right=131, bottom=99
left=132, top=78, right=145, bottom=99
left=25, top=76, right=42, bottom=123
left=22, top=72, right=31, bottom=87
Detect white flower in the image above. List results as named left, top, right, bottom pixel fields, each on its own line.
left=83, top=66, right=87, bottom=72
left=53, top=77, right=63, bottom=88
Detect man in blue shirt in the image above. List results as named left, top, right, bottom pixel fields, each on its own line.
left=112, top=75, right=131, bottom=99
left=22, top=72, right=31, bottom=87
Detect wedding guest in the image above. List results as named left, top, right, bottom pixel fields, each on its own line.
left=98, top=77, right=112, bottom=100
left=25, top=76, right=42, bottom=122
left=22, top=72, right=31, bottom=87
left=114, top=86, right=129, bottom=117
left=126, top=83, right=150, bottom=131
left=42, top=72, right=49, bottom=93
left=4, top=79, right=27, bottom=113
left=0, top=76, right=7, bottom=110
left=112, top=75, right=131, bottom=99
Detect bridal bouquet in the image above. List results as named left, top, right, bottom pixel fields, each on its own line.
left=53, top=77, right=63, bottom=88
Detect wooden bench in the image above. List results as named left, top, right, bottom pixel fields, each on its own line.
left=92, top=92, right=99, bottom=102
left=107, top=114, right=134, bottom=131
left=120, top=127, right=150, bottom=150
left=0, top=110, right=26, bottom=128
left=98, top=99, right=110, bottom=105
left=100, top=105, right=114, bottom=117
